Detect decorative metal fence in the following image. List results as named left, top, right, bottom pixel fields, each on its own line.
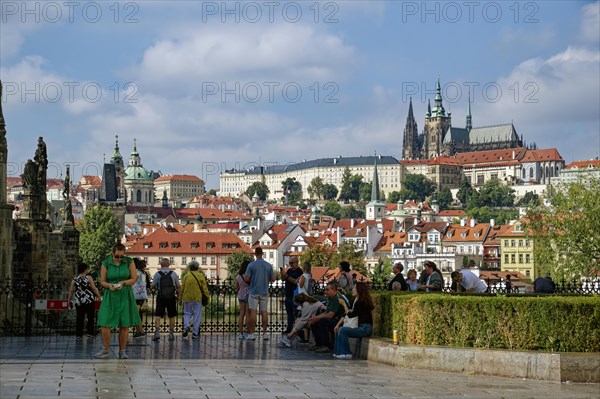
left=0, top=275, right=597, bottom=337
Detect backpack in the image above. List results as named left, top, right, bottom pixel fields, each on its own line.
left=158, top=271, right=176, bottom=300
left=306, top=277, right=317, bottom=296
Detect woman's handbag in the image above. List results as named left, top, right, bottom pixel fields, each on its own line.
left=191, top=272, right=210, bottom=306
left=139, top=300, right=149, bottom=313
left=343, top=315, right=358, bottom=328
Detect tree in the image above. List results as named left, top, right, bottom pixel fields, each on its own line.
left=207, top=189, right=217, bottom=196
left=225, top=251, right=254, bottom=280
left=456, top=177, right=474, bottom=206
left=299, top=244, right=337, bottom=269
left=322, top=183, right=338, bottom=201
left=338, top=168, right=363, bottom=203
left=282, top=177, right=302, bottom=205
left=359, top=182, right=372, bottom=201
left=387, top=191, right=401, bottom=204
left=307, top=176, right=325, bottom=200
left=370, top=258, right=393, bottom=287
left=517, top=191, right=541, bottom=207
left=78, top=205, right=121, bottom=275
left=245, top=181, right=269, bottom=201
left=431, top=186, right=453, bottom=210
left=478, top=178, right=515, bottom=207
left=525, top=178, right=600, bottom=279
left=399, top=174, right=436, bottom=202
left=330, top=242, right=367, bottom=275
left=339, top=205, right=365, bottom=219
left=322, top=201, right=342, bottom=219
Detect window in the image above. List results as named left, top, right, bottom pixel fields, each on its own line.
left=159, top=241, right=167, bottom=249
left=169, top=257, right=174, bottom=264
left=525, top=254, right=531, bottom=263
left=201, top=257, right=207, bottom=265
left=181, top=257, right=186, bottom=265
left=511, top=240, right=515, bottom=247
left=526, top=270, right=530, bottom=277
left=525, top=240, right=531, bottom=247
left=191, top=242, right=199, bottom=249
left=504, top=254, right=509, bottom=264
left=211, top=257, right=216, bottom=265
left=477, top=175, right=484, bottom=185
left=518, top=254, right=523, bottom=264
left=511, top=254, right=515, bottom=263
left=504, top=240, right=509, bottom=247
left=518, top=240, right=523, bottom=247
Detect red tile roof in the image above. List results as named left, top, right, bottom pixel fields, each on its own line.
left=520, top=148, right=564, bottom=163
left=456, top=147, right=526, bottom=165
left=565, top=160, right=600, bottom=170
left=437, top=210, right=468, bottom=217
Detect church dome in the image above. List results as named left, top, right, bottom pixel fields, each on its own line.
left=125, top=165, right=152, bottom=180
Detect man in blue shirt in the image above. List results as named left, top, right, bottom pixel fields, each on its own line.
left=244, top=247, right=275, bottom=341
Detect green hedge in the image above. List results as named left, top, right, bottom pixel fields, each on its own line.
left=372, top=293, right=600, bottom=352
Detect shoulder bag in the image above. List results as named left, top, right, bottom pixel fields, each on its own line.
left=191, top=272, right=210, bottom=306
left=343, top=299, right=359, bottom=328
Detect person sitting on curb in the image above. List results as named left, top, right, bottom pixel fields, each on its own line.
left=451, top=269, right=488, bottom=293
left=308, top=282, right=348, bottom=353
left=279, top=293, right=323, bottom=347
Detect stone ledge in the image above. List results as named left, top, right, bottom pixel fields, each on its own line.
left=354, top=337, right=600, bottom=383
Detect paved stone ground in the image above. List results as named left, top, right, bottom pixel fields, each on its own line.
left=1, top=334, right=598, bottom=399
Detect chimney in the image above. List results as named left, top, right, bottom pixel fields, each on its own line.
left=351, top=219, right=355, bottom=228
left=460, top=218, right=466, bottom=227
left=490, top=219, right=495, bottom=227
left=470, top=218, right=475, bottom=228
left=512, top=150, right=515, bottom=159
left=337, top=226, right=342, bottom=248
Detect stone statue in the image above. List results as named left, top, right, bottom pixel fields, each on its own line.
left=22, top=159, right=38, bottom=192
left=63, top=165, right=74, bottom=225
left=34, top=137, right=47, bottom=195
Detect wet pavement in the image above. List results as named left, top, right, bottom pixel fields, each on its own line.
left=1, top=334, right=598, bottom=399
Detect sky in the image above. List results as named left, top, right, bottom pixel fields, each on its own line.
left=1, top=0, right=599, bottom=190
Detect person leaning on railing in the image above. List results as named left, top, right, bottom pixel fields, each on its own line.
left=418, top=261, right=443, bottom=292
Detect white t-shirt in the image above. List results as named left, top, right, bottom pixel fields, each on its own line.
left=460, top=270, right=488, bottom=293
left=296, top=273, right=312, bottom=295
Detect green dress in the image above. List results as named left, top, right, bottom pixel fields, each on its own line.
left=97, top=256, right=141, bottom=328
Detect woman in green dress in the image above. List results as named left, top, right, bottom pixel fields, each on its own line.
left=95, top=243, right=141, bottom=359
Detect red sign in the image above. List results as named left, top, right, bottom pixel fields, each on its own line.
left=47, top=300, right=69, bottom=310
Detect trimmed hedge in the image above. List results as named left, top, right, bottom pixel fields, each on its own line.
left=372, top=293, right=600, bottom=352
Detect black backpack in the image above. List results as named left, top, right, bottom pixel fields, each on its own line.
left=159, top=271, right=176, bottom=300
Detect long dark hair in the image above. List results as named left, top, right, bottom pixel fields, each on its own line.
left=355, top=282, right=374, bottom=310
left=133, top=257, right=146, bottom=271
left=294, top=293, right=318, bottom=304
left=239, top=260, right=250, bottom=276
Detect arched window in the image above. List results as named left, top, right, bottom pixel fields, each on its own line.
left=545, top=166, right=549, bottom=179
left=529, top=167, right=533, bottom=178
left=136, top=189, right=142, bottom=202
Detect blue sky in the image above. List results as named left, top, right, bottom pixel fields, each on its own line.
left=1, top=0, right=599, bottom=190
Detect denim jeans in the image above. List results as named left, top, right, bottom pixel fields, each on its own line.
left=311, top=317, right=339, bottom=348
left=183, top=301, right=203, bottom=335
left=284, top=296, right=296, bottom=332
left=334, top=324, right=372, bottom=355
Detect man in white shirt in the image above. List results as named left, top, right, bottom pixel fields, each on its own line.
left=451, top=269, right=488, bottom=293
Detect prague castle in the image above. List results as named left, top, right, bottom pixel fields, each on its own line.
left=402, top=79, right=524, bottom=160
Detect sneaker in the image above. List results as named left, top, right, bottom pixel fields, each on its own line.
left=315, top=346, right=330, bottom=353
left=238, top=333, right=246, bottom=340
left=168, top=332, right=175, bottom=341
left=278, top=336, right=292, bottom=348
left=94, top=349, right=110, bottom=359
left=333, top=354, right=353, bottom=359
left=86, top=334, right=96, bottom=339
left=118, top=351, right=129, bottom=359
left=308, top=344, right=319, bottom=351
left=182, top=326, right=191, bottom=338
left=192, top=334, right=200, bottom=340
left=133, top=331, right=145, bottom=339
left=245, top=333, right=256, bottom=341
left=152, top=334, right=160, bottom=341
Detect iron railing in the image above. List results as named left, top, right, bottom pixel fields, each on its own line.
left=0, top=275, right=597, bottom=336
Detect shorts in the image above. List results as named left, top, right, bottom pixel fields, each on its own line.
left=155, top=297, right=178, bottom=318
left=238, top=297, right=248, bottom=303
left=248, top=294, right=268, bottom=311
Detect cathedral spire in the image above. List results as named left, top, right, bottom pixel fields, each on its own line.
left=402, top=98, right=420, bottom=160
left=431, top=77, right=446, bottom=117
left=0, top=81, right=5, bottom=133
left=426, top=99, right=431, bottom=117
left=111, top=135, right=123, bottom=165
left=371, top=157, right=380, bottom=202
left=466, top=91, right=472, bottom=132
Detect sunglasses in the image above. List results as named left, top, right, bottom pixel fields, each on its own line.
left=114, top=255, right=124, bottom=259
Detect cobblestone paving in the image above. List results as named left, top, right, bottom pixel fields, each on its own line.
left=1, top=335, right=598, bottom=399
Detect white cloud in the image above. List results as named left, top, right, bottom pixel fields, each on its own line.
left=579, top=1, right=600, bottom=44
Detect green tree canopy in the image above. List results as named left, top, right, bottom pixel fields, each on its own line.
left=78, top=205, right=121, bottom=275
left=359, top=182, right=372, bottom=201
left=307, top=176, right=325, bottom=200
left=322, top=201, right=342, bottom=219
left=245, top=181, right=269, bottom=201
left=370, top=258, right=393, bottom=286
left=225, top=251, right=254, bottom=280
left=322, top=183, right=339, bottom=201
left=339, top=205, right=365, bottom=219
left=338, top=168, right=363, bottom=202
left=387, top=191, right=401, bottom=204
left=399, top=174, right=436, bottom=202
left=207, top=189, right=217, bottom=196
left=525, top=178, right=600, bottom=279
left=456, top=177, right=474, bottom=206
left=431, top=186, right=453, bottom=210
left=282, top=177, right=302, bottom=205
left=331, top=243, right=367, bottom=275
left=517, top=191, right=541, bottom=207
left=478, top=178, right=515, bottom=207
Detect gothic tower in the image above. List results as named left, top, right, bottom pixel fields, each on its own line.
left=402, top=98, right=420, bottom=160
left=110, top=135, right=126, bottom=202
left=423, top=78, right=451, bottom=159
left=466, top=92, right=472, bottom=132
left=366, top=158, right=386, bottom=221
